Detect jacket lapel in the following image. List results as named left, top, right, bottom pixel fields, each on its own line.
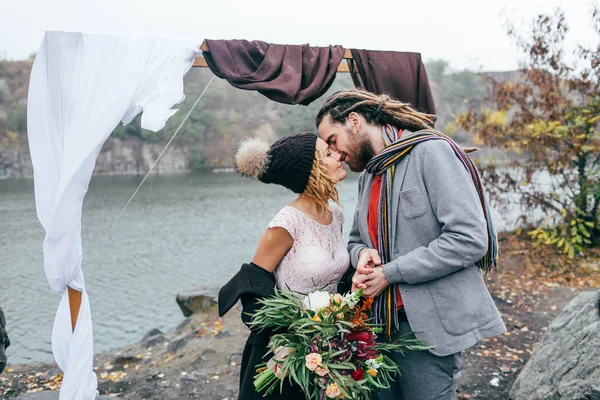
left=358, top=129, right=418, bottom=253
left=389, top=154, right=411, bottom=256
left=388, top=129, right=417, bottom=255
left=359, top=172, right=375, bottom=249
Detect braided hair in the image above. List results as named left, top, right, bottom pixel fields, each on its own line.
left=316, top=89, right=436, bottom=131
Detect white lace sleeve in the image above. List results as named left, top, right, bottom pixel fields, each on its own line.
left=267, top=207, right=298, bottom=240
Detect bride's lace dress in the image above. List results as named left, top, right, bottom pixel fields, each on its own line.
left=268, top=203, right=350, bottom=294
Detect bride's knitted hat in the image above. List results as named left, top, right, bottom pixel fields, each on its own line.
left=234, top=132, right=317, bottom=194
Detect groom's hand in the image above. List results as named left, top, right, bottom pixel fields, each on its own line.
left=357, top=248, right=381, bottom=273
left=361, top=267, right=390, bottom=298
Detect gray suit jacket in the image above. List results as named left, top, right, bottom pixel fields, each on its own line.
left=348, top=131, right=506, bottom=356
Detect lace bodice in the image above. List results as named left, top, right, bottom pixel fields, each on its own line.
left=268, top=203, right=350, bottom=294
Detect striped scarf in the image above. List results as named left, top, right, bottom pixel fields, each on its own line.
left=365, top=125, right=498, bottom=337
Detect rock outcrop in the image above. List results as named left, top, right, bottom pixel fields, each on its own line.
left=510, top=290, right=600, bottom=400
left=175, top=285, right=219, bottom=317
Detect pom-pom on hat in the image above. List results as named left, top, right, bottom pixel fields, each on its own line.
left=234, top=132, right=318, bottom=194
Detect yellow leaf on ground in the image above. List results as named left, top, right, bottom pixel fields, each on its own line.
left=212, top=319, right=223, bottom=336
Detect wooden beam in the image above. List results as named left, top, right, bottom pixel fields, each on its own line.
left=193, top=57, right=208, bottom=68
left=199, top=41, right=353, bottom=58
left=68, top=286, right=82, bottom=332
left=195, top=40, right=353, bottom=72
left=337, top=60, right=351, bottom=73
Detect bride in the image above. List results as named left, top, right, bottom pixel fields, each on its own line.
left=218, top=132, right=351, bottom=400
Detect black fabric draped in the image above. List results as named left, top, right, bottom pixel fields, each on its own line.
left=203, top=39, right=345, bottom=105
left=349, top=49, right=436, bottom=116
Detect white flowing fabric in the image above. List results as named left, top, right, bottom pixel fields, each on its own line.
left=27, top=31, right=202, bottom=399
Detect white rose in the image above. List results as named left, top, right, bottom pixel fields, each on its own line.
left=302, top=291, right=331, bottom=312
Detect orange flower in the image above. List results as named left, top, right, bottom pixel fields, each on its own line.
left=350, top=310, right=369, bottom=328
left=361, top=297, right=374, bottom=312
left=348, top=298, right=373, bottom=327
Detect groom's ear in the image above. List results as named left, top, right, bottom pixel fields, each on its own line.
left=347, top=112, right=361, bottom=131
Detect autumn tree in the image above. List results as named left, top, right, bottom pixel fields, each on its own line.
left=458, top=6, right=600, bottom=257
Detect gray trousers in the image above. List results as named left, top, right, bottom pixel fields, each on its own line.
left=376, top=322, right=462, bottom=400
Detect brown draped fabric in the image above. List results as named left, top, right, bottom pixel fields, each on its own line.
left=203, top=39, right=345, bottom=105
left=349, top=49, right=436, bottom=116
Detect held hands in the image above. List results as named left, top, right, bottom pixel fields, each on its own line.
left=352, top=249, right=381, bottom=291
left=352, top=249, right=390, bottom=298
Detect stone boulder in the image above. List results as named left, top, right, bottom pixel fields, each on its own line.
left=140, top=328, right=167, bottom=349
left=510, top=290, right=600, bottom=400
left=167, top=332, right=196, bottom=354
left=0, top=305, right=9, bottom=374
left=175, top=285, right=219, bottom=317
left=175, top=317, right=195, bottom=335
left=113, top=354, right=143, bottom=370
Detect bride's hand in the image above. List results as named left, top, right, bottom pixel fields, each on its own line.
left=352, top=271, right=373, bottom=291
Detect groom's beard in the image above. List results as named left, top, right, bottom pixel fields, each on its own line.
left=347, top=134, right=375, bottom=172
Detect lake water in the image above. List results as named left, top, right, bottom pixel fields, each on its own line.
left=0, top=173, right=517, bottom=364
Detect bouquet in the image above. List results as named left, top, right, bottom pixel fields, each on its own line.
left=250, top=288, right=430, bottom=399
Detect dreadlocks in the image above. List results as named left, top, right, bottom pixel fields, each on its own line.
left=315, top=88, right=436, bottom=131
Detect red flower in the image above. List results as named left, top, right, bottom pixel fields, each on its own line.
left=356, top=343, right=378, bottom=359
left=347, top=330, right=375, bottom=346
left=351, top=368, right=365, bottom=381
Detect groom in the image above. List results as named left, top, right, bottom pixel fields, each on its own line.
left=316, top=89, right=506, bottom=399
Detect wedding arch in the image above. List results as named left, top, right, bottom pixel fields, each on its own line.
left=26, top=30, right=435, bottom=399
